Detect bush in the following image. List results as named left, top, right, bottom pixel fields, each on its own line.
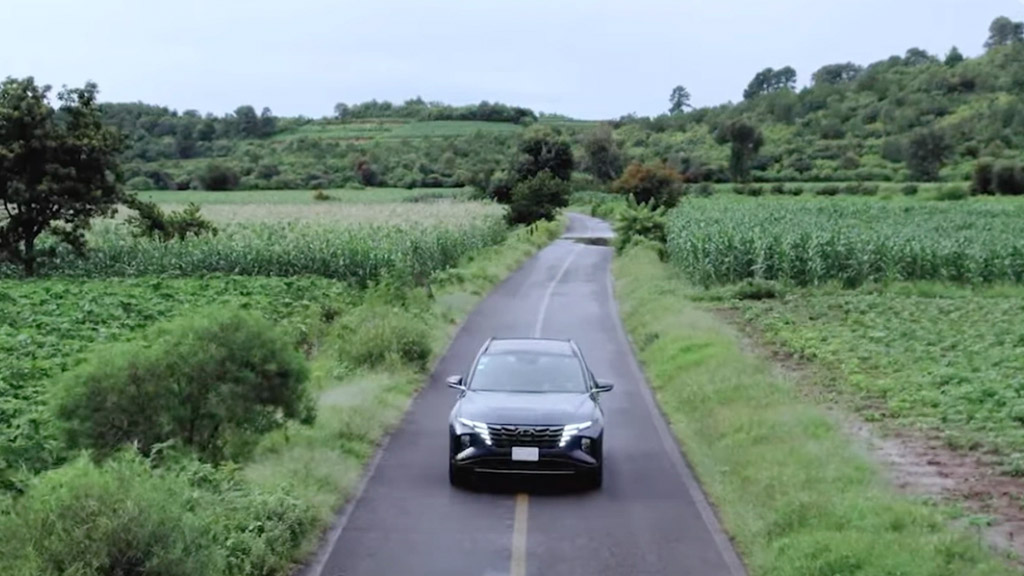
left=842, top=182, right=879, bottom=196
left=993, top=161, right=1024, bottom=196
left=0, top=450, right=317, bottom=576
left=691, top=182, right=715, bottom=197
left=197, top=162, right=240, bottom=191
left=815, top=185, right=841, bottom=196
left=125, top=198, right=219, bottom=242
left=312, top=189, right=332, bottom=201
left=334, top=302, right=432, bottom=371
left=50, top=307, right=314, bottom=464
left=935, top=184, right=969, bottom=201
left=126, top=176, right=155, bottom=191
left=613, top=195, right=668, bottom=260
left=733, top=184, right=764, bottom=196
left=505, top=170, right=571, bottom=226
left=610, top=161, right=684, bottom=210
left=972, top=159, right=995, bottom=195
left=901, top=183, right=920, bottom=196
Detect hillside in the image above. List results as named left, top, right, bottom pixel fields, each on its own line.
left=105, top=16, right=1024, bottom=192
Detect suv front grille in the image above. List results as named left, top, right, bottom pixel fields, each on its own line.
left=487, top=425, right=564, bottom=449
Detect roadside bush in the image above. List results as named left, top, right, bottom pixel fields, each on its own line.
left=505, top=170, right=571, bottom=226
left=334, top=302, right=432, bottom=371
left=611, top=161, right=684, bottom=210
left=613, top=195, right=668, bottom=260
left=0, top=450, right=317, bottom=576
left=197, top=162, right=240, bottom=191
left=50, top=307, right=314, bottom=464
left=993, top=161, right=1024, bottom=196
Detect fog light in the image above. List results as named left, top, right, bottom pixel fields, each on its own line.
left=581, top=438, right=592, bottom=453
left=460, top=434, right=472, bottom=449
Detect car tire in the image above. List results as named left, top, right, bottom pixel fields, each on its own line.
left=449, top=460, right=470, bottom=488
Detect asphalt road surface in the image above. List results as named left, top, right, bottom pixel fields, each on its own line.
left=303, top=213, right=747, bottom=576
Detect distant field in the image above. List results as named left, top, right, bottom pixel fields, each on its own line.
left=270, top=119, right=523, bottom=142
left=145, top=201, right=503, bottom=224
left=139, top=187, right=468, bottom=205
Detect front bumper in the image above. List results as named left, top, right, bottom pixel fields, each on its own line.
left=451, top=440, right=599, bottom=475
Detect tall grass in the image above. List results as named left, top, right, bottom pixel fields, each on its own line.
left=11, top=217, right=508, bottom=287
left=667, top=196, right=1024, bottom=287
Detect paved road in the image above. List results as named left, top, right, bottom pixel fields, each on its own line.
left=303, top=213, right=746, bottom=576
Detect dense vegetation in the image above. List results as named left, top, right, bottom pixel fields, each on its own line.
left=99, top=17, right=1024, bottom=193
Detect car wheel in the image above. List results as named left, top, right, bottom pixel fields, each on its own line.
left=449, top=460, right=470, bottom=488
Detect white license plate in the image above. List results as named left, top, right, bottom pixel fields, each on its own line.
left=511, top=447, right=540, bottom=462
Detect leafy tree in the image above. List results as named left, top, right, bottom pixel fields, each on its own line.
left=811, top=62, right=864, bottom=86
left=985, top=16, right=1024, bottom=50
left=745, top=67, right=797, bottom=100
left=905, top=128, right=950, bottom=181
left=944, top=46, right=965, bottom=67
left=334, top=102, right=350, bottom=119
left=197, top=162, right=239, bottom=190
left=505, top=170, right=570, bottom=225
left=259, top=107, right=277, bottom=137
left=716, top=119, right=765, bottom=182
left=512, top=128, right=574, bottom=183
left=610, top=161, right=683, bottom=210
left=669, top=85, right=692, bottom=114
left=581, top=125, right=624, bottom=183
left=904, top=48, right=937, bottom=67
left=125, top=197, right=218, bottom=242
left=0, top=77, right=125, bottom=276
left=233, top=105, right=260, bottom=138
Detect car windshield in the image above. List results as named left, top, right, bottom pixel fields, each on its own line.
left=468, top=351, right=588, bottom=393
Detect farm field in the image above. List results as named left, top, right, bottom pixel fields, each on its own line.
left=137, top=187, right=470, bottom=205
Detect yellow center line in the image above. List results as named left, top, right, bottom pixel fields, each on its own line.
left=510, top=493, right=529, bottom=576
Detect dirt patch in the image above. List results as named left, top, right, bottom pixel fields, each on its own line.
left=711, top=304, right=1024, bottom=566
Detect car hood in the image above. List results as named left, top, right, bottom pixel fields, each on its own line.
left=455, top=391, right=595, bottom=426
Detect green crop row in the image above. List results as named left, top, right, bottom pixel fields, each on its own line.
left=4, top=216, right=508, bottom=287
left=666, top=197, right=1024, bottom=287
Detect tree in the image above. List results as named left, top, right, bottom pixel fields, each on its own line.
left=944, top=46, right=965, bottom=67
left=905, top=128, right=951, bottom=181
left=512, top=127, right=574, bottom=183
left=610, top=161, right=683, bottom=210
left=334, top=102, right=351, bottom=120
left=716, top=119, right=764, bottom=182
left=985, top=16, right=1024, bottom=50
left=0, top=77, right=125, bottom=276
left=259, top=107, right=277, bottom=137
left=505, top=170, right=571, bottom=225
left=744, top=67, right=797, bottom=100
left=669, top=85, right=692, bottom=114
left=811, top=62, right=864, bottom=86
left=233, top=105, right=259, bottom=138
left=581, top=125, right=624, bottom=183
left=903, top=48, right=937, bottom=67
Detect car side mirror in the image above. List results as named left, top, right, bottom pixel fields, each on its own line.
left=594, top=380, right=614, bottom=393
left=447, top=375, right=466, bottom=391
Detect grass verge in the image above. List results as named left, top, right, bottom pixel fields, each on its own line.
left=612, top=245, right=1016, bottom=576
left=241, top=216, right=567, bottom=569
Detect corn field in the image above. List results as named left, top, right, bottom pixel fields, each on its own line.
left=8, top=216, right=509, bottom=288
left=666, top=197, right=1024, bottom=287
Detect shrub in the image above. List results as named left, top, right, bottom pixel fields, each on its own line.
left=505, top=170, right=571, bottom=226
left=842, top=182, right=879, bottom=196
left=733, top=184, right=764, bottom=196
left=901, top=183, right=920, bottom=196
left=935, top=184, right=969, bottom=201
left=126, top=176, right=155, bottom=191
left=972, top=159, right=995, bottom=195
left=993, top=161, right=1024, bottom=196
left=691, top=182, right=715, bottom=197
left=770, top=183, right=788, bottom=195
left=815, top=185, right=841, bottom=196
left=610, top=161, right=684, bottom=210
left=334, top=302, right=432, bottom=371
left=125, top=198, right=218, bottom=242
left=312, top=189, right=332, bottom=201
left=613, top=195, right=669, bottom=260
left=50, top=307, right=314, bottom=464
left=197, top=162, right=240, bottom=191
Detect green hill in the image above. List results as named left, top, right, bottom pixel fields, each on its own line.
left=105, top=16, right=1024, bottom=192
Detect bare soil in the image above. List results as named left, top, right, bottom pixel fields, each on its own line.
left=713, top=305, right=1024, bottom=567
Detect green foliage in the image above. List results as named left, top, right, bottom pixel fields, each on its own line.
left=580, top=124, right=624, bottom=182
left=334, top=301, right=432, bottom=371
left=905, top=128, right=951, bottom=182
left=51, top=306, right=314, bottom=463
left=125, top=198, right=219, bottom=242
left=505, top=171, right=571, bottom=225
left=666, top=196, right=1024, bottom=287
left=610, top=161, right=684, bottom=209
left=613, top=195, right=668, bottom=259
left=0, top=76, right=125, bottom=276
left=668, top=85, right=692, bottom=114
left=972, top=159, right=995, bottom=194
left=985, top=16, right=1024, bottom=50
left=198, top=161, right=240, bottom=191
left=512, top=127, right=575, bottom=184
left=716, top=119, right=764, bottom=182
left=993, top=161, right=1024, bottom=195
left=901, top=183, right=920, bottom=196
left=4, top=217, right=509, bottom=287
left=0, top=450, right=317, bottom=576
left=934, top=184, right=969, bottom=201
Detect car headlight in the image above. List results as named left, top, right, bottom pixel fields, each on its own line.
left=560, top=421, right=592, bottom=447
left=457, top=418, right=492, bottom=445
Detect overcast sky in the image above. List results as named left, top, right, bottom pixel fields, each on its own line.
left=2, top=0, right=1020, bottom=119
